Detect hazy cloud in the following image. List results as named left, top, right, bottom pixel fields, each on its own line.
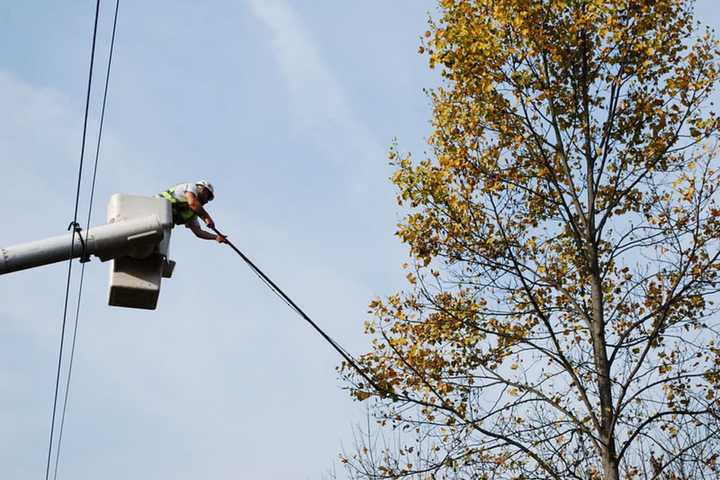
left=246, top=0, right=384, bottom=169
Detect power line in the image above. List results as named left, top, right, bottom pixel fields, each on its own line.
left=52, top=1, right=121, bottom=478
left=209, top=226, right=387, bottom=396
left=44, top=2, right=102, bottom=480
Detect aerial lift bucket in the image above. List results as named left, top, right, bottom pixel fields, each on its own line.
left=106, top=194, right=174, bottom=310
left=0, top=194, right=175, bottom=310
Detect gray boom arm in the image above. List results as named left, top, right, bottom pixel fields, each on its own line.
left=0, top=215, right=166, bottom=275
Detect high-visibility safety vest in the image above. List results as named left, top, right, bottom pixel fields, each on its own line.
left=159, top=186, right=197, bottom=225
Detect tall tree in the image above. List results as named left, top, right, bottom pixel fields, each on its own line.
left=341, top=1, right=720, bottom=478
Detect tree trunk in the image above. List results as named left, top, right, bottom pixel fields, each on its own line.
left=590, top=262, right=619, bottom=480
left=601, top=442, right=620, bottom=480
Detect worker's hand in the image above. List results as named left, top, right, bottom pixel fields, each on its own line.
left=215, top=234, right=228, bottom=244
left=204, top=217, right=215, bottom=229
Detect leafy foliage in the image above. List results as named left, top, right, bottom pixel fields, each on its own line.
left=341, top=1, right=720, bottom=479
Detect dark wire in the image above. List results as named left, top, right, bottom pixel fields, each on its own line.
left=45, top=0, right=101, bottom=473
left=52, top=2, right=120, bottom=478
left=209, top=227, right=387, bottom=395
left=44, top=0, right=101, bottom=471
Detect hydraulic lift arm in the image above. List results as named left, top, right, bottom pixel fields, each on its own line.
left=0, top=194, right=175, bottom=310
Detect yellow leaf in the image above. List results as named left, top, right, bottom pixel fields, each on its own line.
left=355, top=391, right=373, bottom=401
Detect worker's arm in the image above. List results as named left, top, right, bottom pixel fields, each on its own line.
left=186, top=221, right=227, bottom=243
left=184, top=191, right=214, bottom=228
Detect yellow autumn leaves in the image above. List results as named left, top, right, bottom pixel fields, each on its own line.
left=342, top=1, right=720, bottom=478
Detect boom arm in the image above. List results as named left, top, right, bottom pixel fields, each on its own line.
left=0, top=216, right=165, bottom=275
left=1, top=194, right=175, bottom=310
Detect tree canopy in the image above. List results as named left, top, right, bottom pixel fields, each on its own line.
left=341, top=1, right=720, bottom=478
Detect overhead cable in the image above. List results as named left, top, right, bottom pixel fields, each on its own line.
left=52, top=1, right=121, bottom=478
left=209, top=226, right=388, bottom=396
left=45, top=0, right=101, bottom=477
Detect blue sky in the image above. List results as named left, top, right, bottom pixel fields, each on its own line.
left=1, top=1, right=437, bottom=478
left=2, top=1, right=720, bottom=479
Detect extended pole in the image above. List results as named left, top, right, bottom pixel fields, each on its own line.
left=0, top=215, right=165, bottom=275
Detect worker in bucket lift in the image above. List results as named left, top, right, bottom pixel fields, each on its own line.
left=158, top=180, right=227, bottom=243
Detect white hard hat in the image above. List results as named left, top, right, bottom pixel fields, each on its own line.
left=197, top=180, right=215, bottom=200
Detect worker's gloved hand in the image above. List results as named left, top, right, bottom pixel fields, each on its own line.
left=215, top=234, right=228, bottom=244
